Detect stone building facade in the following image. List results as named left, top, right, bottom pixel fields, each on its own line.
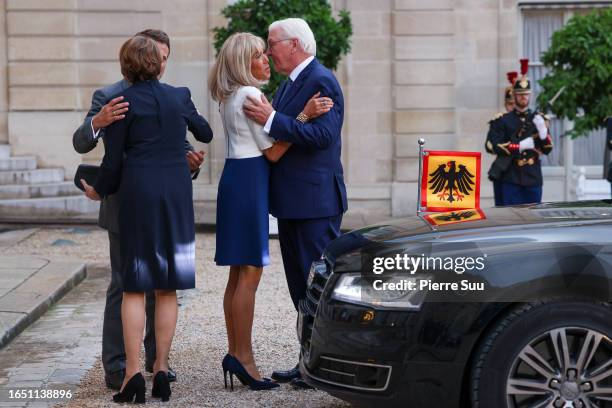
left=0, top=0, right=608, bottom=226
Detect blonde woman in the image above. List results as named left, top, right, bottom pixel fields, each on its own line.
left=208, top=32, right=332, bottom=391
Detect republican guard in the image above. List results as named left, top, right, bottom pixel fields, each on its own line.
left=488, top=59, right=553, bottom=205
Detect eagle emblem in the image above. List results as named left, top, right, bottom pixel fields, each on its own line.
left=428, top=161, right=476, bottom=202
left=434, top=210, right=476, bottom=222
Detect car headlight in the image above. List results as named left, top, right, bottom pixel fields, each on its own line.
left=332, top=272, right=427, bottom=310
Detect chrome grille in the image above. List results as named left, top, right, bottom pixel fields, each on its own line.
left=308, top=356, right=392, bottom=392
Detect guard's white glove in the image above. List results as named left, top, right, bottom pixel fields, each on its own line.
left=533, top=114, right=548, bottom=140
left=519, top=137, right=535, bottom=152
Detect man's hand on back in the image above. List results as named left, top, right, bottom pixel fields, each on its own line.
left=92, top=96, right=130, bottom=132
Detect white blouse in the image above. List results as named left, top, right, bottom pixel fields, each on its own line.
left=220, top=86, right=274, bottom=159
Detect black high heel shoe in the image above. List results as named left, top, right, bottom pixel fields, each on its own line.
left=226, top=355, right=279, bottom=391
left=222, top=354, right=236, bottom=388
left=151, top=371, right=171, bottom=402
left=112, top=372, right=145, bottom=404
left=222, top=354, right=273, bottom=388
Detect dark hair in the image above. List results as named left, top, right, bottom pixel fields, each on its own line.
left=137, top=29, right=170, bottom=53
left=119, top=35, right=161, bottom=83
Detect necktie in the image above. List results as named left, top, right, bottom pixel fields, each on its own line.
left=277, top=78, right=293, bottom=106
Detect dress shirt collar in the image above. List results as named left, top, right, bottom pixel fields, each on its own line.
left=288, top=56, right=315, bottom=82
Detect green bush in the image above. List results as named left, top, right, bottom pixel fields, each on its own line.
left=538, top=8, right=612, bottom=138
left=213, top=0, right=352, bottom=97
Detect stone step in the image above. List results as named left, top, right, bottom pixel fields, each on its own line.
left=0, top=196, right=99, bottom=221
left=0, top=168, right=64, bottom=185
left=0, top=145, right=10, bottom=159
left=0, top=255, right=87, bottom=349
left=0, top=181, right=81, bottom=200
left=0, top=156, right=37, bottom=172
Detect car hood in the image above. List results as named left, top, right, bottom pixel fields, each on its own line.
left=325, top=200, right=612, bottom=266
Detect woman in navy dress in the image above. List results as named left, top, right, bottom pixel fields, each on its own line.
left=208, top=32, right=332, bottom=390
left=83, top=35, right=212, bottom=403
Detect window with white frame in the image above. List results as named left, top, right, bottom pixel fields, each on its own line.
left=521, top=2, right=609, bottom=168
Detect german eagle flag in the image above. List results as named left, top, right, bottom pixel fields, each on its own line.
left=423, top=208, right=486, bottom=226
left=420, top=151, right=481, bottom=212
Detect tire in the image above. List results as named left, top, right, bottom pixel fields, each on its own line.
left=470, top=301, right=612, bottom=408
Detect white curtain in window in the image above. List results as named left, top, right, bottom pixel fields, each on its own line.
left=523, top=10, right=605, bottom=167
left=524, top=11, right=564, bottom=166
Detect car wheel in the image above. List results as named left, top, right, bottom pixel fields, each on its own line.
left=470, top=301, right=612, bottom=408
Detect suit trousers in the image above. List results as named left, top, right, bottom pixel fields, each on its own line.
left=493, top=180, right=504, bottom=207
left=500, top=182, right=542, bottom=206
left=102, top=231, right=157, bottom=375
left=277, top=215, right=342, bottom=311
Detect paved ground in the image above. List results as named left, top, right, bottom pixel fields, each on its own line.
left=0, top=254, right=86, bottom=349
left=0, top=227, right=349, bottom=407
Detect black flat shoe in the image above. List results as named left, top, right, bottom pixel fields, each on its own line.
left=112, top=372, right=145, bottom=404
left=151, top=371, right=171, bottom=402
left=290, top=377, right=315, bottom=390
left=271, top=364, right=300, bottom=383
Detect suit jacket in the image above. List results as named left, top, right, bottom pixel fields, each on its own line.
left=268, top=58, right=348, bottom=219
left=72, top=79, right=200, bottom=233
left=94, top=80, right=213, bottom=197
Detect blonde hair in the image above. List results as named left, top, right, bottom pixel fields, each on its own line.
left=208, top=32, right=267, bottom=102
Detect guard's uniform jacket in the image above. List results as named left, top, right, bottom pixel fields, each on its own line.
left=489, top=109, right=553, bottom=187
left=485, top=112, right=504, bottom=155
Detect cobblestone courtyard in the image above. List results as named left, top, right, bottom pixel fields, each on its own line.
left=0, top=227, right=348, bottom=408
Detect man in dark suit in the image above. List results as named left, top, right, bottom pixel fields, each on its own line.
left=244, top=18, right=347, bottom=389
left=72, top=29, right=204, bottom=390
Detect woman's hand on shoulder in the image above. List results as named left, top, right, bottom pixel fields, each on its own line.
left=302, top=92, right=333, bottom=120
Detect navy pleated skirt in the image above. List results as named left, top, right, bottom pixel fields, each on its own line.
left=215, top=155, right=270, bottom=267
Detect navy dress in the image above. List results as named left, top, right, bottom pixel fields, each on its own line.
left=94, top=80, right=213, bottom=291
left=214, top=86, right=274, bottom=267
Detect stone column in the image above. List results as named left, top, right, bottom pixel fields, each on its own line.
left=7, top=0, right=82, bottom=175
left=392, top=0, right=456, bottom=216
left=454, top=0, right=509, bottom=206
left=0, top=0, right=8, bottom=144
left=335, top=0, right=393, bottom=226
left=202, top=0, right=227, bottom=187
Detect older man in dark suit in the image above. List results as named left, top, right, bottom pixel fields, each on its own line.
left=244, top=18, right=347, bottom=389
left=72, top=29, right=204, bottom=390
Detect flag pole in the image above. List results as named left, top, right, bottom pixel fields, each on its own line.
left=417, top=138, right=425, bottom=215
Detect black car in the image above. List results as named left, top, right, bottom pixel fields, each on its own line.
left=299, top=201, right=612, bottom=408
